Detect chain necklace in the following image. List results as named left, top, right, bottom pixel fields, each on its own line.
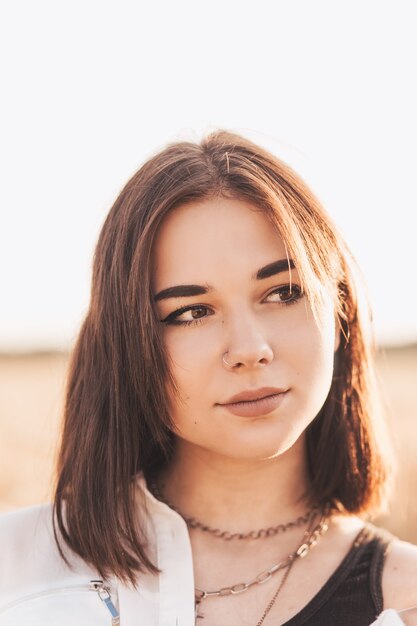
left=195, top=509, right=330, bottom=624
left=255, top=509, right=329, bottom=626
left=148, top=479, right=319, bottom=540
left=255, top=558, right=295, bottom=626
left=147, top=479, right=330, bottom=624
left=194, top=507, right=329, bottom=620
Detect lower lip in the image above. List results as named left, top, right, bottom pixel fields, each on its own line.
left=219, top=392, right=288, bottom=418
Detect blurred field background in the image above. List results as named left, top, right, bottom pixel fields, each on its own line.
left=0, top=345, right=416, bottom=542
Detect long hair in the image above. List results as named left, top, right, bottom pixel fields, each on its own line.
left=53, top=130, right=387, bottom=585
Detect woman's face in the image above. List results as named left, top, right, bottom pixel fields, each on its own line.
left=152, top=197, right=339, bottom=461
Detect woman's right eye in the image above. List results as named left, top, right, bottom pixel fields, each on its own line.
left=161, top=305, right=213, bottom=326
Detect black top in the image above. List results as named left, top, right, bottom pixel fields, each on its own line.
left=283, top=523, right=392, bottom=625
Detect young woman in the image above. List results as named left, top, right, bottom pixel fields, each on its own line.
left=1, top=131, right=416, bottom=626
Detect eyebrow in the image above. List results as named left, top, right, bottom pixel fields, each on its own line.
left=153, top=258, right=295, bottom=302
left=255, top=258, right=295, bottom=280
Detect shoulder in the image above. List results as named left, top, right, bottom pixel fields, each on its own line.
left=383, top=536, right=417, bottom=624
left=0, top=503, right=98, bottom=606
left=0, top=504, right=58, bottom=583
left=0, top=503, right=54, bottom=558
left=0, top=501, right=52, bottom=529
left=0, top=505, right=122, bottom=625
left=0, top=504, right=55, bottom=605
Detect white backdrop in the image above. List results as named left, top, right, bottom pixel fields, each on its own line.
left=0, top=1, right=416, bottom=350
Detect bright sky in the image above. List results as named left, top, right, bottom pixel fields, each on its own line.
left=0, top=1, right=416, bottom=350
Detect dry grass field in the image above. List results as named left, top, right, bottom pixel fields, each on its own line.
left=0, top=346, right=416, bottom=542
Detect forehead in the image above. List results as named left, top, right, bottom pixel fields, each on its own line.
left=152, top=198, right=289, bottom=287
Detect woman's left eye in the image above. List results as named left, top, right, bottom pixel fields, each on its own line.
left=161, top=305, right=213, bottom=326
left=264, top=284, right=303, bottom=305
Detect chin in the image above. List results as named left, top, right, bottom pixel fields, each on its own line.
left=214, top=431, right=304, bottom=463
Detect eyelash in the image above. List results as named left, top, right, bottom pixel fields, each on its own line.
left=160, top=284, right=303, bottom=327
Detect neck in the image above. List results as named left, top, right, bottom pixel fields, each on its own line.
left=156, top=435, right=310, bottom=532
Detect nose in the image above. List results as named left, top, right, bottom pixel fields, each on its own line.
left=222, top=313, right=274, bottom=371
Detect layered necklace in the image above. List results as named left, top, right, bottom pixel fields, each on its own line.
left=149, top=480, right=331, bottom=625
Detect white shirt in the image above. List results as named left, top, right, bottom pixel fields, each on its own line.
left=0, top=476, right=404, bottom=626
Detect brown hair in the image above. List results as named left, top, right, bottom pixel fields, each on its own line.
left=53, top=130, right=387, bottom=585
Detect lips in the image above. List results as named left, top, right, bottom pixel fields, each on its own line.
left=217, top=387, right=288, bottom=418
left=220, top=387, right=287, bottom=405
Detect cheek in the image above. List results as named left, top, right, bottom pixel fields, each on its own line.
left=292, top=314, right=337, bottom=406
left=163, top=329, right=215, bottom=408
left=163, top=321, right=221, bottom=372
left=164, top=324, right=212, bottom=359
left=279, top=299, right=336, bottom=356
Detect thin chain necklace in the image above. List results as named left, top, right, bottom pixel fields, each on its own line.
left=148, top=479, right=319, bottom=540
left=256, top=559, right=295, bottom=626
left=194, top=508, right=329, bottom=623
left=148, top=478, right=330, bottom=624
left=255, top=509, right=329, bottom=626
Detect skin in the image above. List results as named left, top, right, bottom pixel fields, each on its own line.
left=151, top=197, right=417, bottom=625
left=153, top=197, right=338, bottom=464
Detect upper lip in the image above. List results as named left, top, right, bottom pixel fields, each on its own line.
left=219, top=387, right=287, bottom=405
